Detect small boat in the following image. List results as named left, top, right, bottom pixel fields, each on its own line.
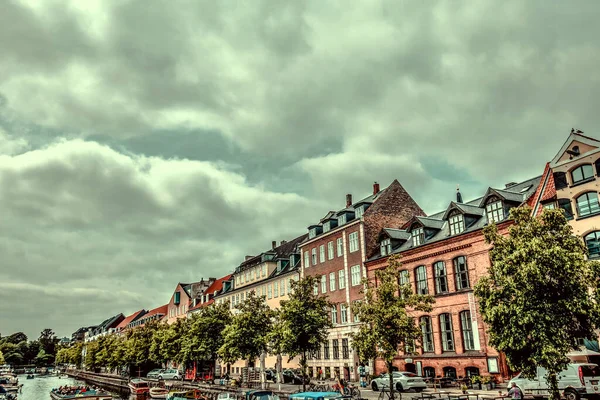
left=150, top=387, right=170, bottom=399
left=166, top=389, right=206, bottom=399
left=128, top=379, right=150, bottom=395
left=26, top=375, right=34, bottom=380
left=50, top=388, right=112, bottom=400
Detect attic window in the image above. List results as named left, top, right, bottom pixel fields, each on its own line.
left=338, top=214, right=347, bottom=226
left=323, top=221, right=331, bottom=233
left=355, top=206, right=364, bottom=219
left=411, top=226, right=424, bottom=246
left=520, top=185, right=532, bottom=193
left=380, top=238, right=392, bottom=256
left=485, top=197, right=504, bottom=223
left=448, top=211, right=465, bottom=235
left=309, top=227, right=317, bottom=239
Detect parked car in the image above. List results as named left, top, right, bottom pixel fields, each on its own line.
left=370, top=371, right=427, bottom=392
left=509, top=363, right=600, bottom=400
left=158, top=368, right=183, bottom=380
left=146, top=369, right=164, bottom=378
left=265, top=369, right=277, bottom=382
left=282, top=369, right=310, bottom=384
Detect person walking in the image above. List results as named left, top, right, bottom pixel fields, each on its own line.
left=508, top=382, right=523, bottom=399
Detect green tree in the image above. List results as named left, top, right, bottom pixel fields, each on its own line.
left=0, top=343, right=23, bottom=365
left=23, top=341, right=41, bottom=365
left=183, top=302, right=232, bottom=367
left=475, top=207, right=600, bottom=400
left=219, top=291, right=274, bottom=384
left=39, top=329, right=59, bottom=361
left=124, top=322, right=157, bottom=374
left=84, top=341, right=100, bottom=371
left=351, top=256, right=434, bottom=400
left=279, top=276, right=333, bottom=391
left=107, top=336, right=126, bottom=373
left=0, top=350, right=5, bottom=365
left=35, top=349, right=54, bottom=366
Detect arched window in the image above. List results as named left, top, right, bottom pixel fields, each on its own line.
left=485, top=196, right=504, bottom=223
left=571, top=164, right=594, bottom=184
left=554, top=171, right=568, bottom=190
left=420, top=316, right=434, bottom=353
left=454, top=256, right=470, bottom=290
left=448, top=211, right=465, bottom=235
left=423, top=367, right=435, bottom=378
left=576, top=192, right=600, bottom=217
left=415, top=266, right=428, bottom=295
left=443, top=366, right=457, bottom=378
left=465, top=367, right=480, bottom=377
left=434, top=261, right=448, bottom=294
left=585, top=231, right=600, bottom=259
left=460, top=311, right=475, bottom=351
left=439, top=313, right=455, bottom=351
left=558, top=198, right=574, bottom=220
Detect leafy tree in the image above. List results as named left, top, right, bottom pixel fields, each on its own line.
left=35, top=349, right=54, bottom=366
left=39, top=329, right=59, bottom=359
left=5, top=332, right=27, bottom=345
left=124, top=321, right=157, bottom=375
left=279, top=276, right=333, bottom=391
left=0, top=343, right=23, bottom=365
left=267, top=310, right=288, bottom=385
left=107, top=336, right=126, bottom=373
left=351, top=256, right=434, bottom=400
left=84, top=341, right=100, bottom=371
left=219, top=291, right=274, bottom=384
left=0, top=350, right=5, bottom=365
left=22, top=341, right=41, bottom=365
left=475, top=207, right=600, bottom=400
left=183, top=302, right=232, bottom=367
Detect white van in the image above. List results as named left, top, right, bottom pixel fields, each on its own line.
left=509, top=363, right=600, bottom=400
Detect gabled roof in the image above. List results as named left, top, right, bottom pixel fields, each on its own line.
left=405, top=215, right=445, bottom=230
left=116, top=310, right=145, bottom=330
left=551, top=131, right=600, bottom=166
left=478, top=187, right=526, bottom=207
left=138, top=304, right=167, bottom=320
left=527, top=163, right=557, bottom=216
left=238, top=234, right=307, bottom=270
left=382, top=228, right=411, bottom=241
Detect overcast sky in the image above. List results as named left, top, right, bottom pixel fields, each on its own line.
left=1, top=0, right=599, bottom=340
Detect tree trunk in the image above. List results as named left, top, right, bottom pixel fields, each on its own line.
left=276, top=354, right=283, bottom=387
left=302, top=351, right=307, bottom=392
left=547, top=371, right=560, bottom=400
left=388, top=361, right=395, bottom=400
left=260, top=352, right=266, bottom=390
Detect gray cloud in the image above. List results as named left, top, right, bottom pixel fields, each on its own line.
left=1, top=0, right=600, bottom=337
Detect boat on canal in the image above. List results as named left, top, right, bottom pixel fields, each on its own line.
left=128, top=378, right=150, bottom=395
left=0, top=376, right=20, bottom=394
left=166, top=388, right=206, bottom=399
left=149, top=386, right=170, bottom=398
left=49, top=386, right=112, bottom=400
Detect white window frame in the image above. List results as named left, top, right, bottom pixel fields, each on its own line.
left=449, top=213, right=465, bottom=235
left=337, top=238, right=343, bottom=257
left=327, top=241, right=334, bottom=260
left=351, top=265, right=361, bottom=286
left=339, top=269, right=346, bottom=289
left=331, top=306, right=338, bottom=325
left=267, top=284, right=272, bottom=299
left=338, top=214, right=347, bottom=226
left=319, top=245, right=325, bottom=263
left=412, top=227, right=424, bottom=246
left=304, top=251, right=310, bottom=268
left=380, top=238, right=391, bottom=256
left=340, top=304, right=348, bottom=324
left=312, top=248, right=317, bottom=265
left=321, top=275, right=327, bottom=293
left=274, top=281, right=279, bottom=298
left=280, top=279, right=286, bottom=296
left=313, top=281, right=319, bottom=295
left=329, top=272, right=336, bottom=291
left=355, top=206, right=364, bottom=218
left=349, top=232, right=359, bottom=253
left=486, top=199, right=504, bottom=223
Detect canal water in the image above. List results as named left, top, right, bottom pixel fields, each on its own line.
left=17, top=374, right=131, bottom=400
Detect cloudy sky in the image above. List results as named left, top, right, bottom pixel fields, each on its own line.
left=1, top=0, right=599, bottom=339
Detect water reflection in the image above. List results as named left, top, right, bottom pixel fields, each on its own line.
left=16, top=374, right=131, bottom=400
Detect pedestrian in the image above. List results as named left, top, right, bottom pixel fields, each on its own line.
left=359, top=364, right=366, bottom=388
left=507, top=382, right=523, bottom=399
left=318, top=368, right=322, bottom=381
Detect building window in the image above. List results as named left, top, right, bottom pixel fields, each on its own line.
left=329, top=272, right=336, bottom=291
left=351, top=265, right=361, bottom=286
left=486, top=198, right=504, bottom=223
left=323, top=221, right=330, bottom=233
left=338, top=269, right=346, bottom=289
left=585, top=231, right=600, bottom=259
left=337, top=238, right=343, bottom=257
left=312, top=248, right=317, bottom=265
left=332, top=339, right=340, bottom=359
left=313, top=281, right=319, bottom=295
left=304, top=251, right=310, bottom=268
left=415, top=266, right=428, bottom=294
left=421, top=316, right=434, bottom=352
left=440, top=313, right=455, bottom=351
left=576, top=192, right=600, bottom=217
left=331, top=306, right=338, bottom=325
left=353, top=301, right=360, bottom=322
left=338, top=214, right=347, bottom=226
left=544, top=202, right=556, bottom=210
left=355, top=206, right=364, bottom=218
left=460, top=311, right=475, bottom=351
left=309, top=228, right=317, bottom=239
left=287, top=278, right=292, bottom=294
left=558, top=198, right=574, bottom=220
left=267, top=285, right=272, bottom=299
left=554, top=171, right=568, bottom=190
left=319, top=245, right=325, bottom=263
left=342, top=338, right=349, bottom=359
left=571, top=164, right=594, bottom=184
left=454, top=256, right=470, bottom=290
left=262, top=265, right=267, bottom=277
left=340, top=304, right=348, bottom=324
left=449, top=212, right=465, bottom=235
left=412, top=227, right=424, bottom=246
left=321, top=275, right=327, bottom=293
left=327, top=241, right=334, bottom=260
left=380, top=238, right=392, bottom=256
left=274, top=281, right=279, bottom=298
left=434, top=261, right=448, bottom=294
left=324, top=341, right=330, bottom=360
left=398, top=270, right=410, bottom=287
left=349, top=232, right=359, bottom=252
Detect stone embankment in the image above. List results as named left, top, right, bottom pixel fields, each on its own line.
left=66, top=370, right=292, bottom=399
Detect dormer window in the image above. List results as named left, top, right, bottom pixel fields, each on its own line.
left=448, top=212, right=465, bottom=235
left=355, top=206, right=364, bottom=219
left=338, top=214, right=347, bottom=225
left=485, top=197, right=504, bottom=223
left=309, top=228, right=317, bottom=239
left=323, top=221, right=331, bottom=233
left=412, top=227, right=424, bottom=246
left=380, top=238, right=392, bottom=256
left=571, top=164, right=594, bottom=185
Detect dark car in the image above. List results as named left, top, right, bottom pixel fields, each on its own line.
left=282, top=369, right=310, bottom=385
left=265, top=369, right=277, bottom=382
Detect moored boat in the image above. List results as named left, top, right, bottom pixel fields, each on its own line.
left=166, top=389, right=206, bottom=400
left=128, top=379, right=150, bottom=395
left=50, top=386, right=112, bottom=400
left=149, top=387, right=170, bottom=399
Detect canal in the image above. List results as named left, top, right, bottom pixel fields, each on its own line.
left=17, top=374, right=130, bottom=400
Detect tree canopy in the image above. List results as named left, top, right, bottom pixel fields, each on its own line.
left=475, top=207, right=600, bottom=400
left=351, top=255, right=434, bottom=400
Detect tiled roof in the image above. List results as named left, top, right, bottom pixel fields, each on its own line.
left=527, top=163, right=557, bottom=216
left=116, top=310, right=145, bottom=330
left=238, top=234, right=307, bottom=271
left=383, top=228, right=411, bottom=241
left=138, top=304, right=167, bottom=320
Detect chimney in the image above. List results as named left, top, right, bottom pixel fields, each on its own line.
left=373, top=182, right=380, bottom=195
left=272, top=241, right=277, bottom=249
left=456, top=184, right=463, bottom=203
left=346, top=194, right=353, bottom=207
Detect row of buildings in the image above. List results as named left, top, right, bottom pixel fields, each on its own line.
left=72, top=130, right=600, bottom=383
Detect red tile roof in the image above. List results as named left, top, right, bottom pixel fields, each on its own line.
left=526, top=163, right=557, bottom=216
left=188, top=274, right=231, bottom=311
left=139, top=304, right=167, bottom=320
left=116, top=310, right=145, bottom=330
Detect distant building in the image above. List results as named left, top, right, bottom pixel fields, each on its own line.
left=71, top=326, right=96, bottom=343
left=188, top=274, right=232, bottom=314
left=115, top=310, right=147, bottom=334
left=84, top=313, right=125, bottom=342
left=166, top=279, right=215, bottom=324
left=129, top=304, right=168, bottom=328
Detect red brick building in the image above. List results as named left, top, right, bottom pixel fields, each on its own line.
left=299, top=180, right=425, bottom=381
left=365, top=176, right=540, bottom=382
